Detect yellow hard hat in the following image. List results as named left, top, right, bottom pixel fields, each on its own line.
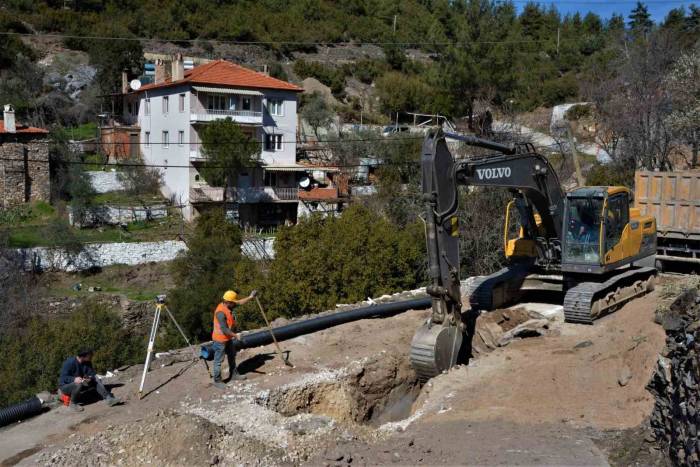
left=223, top=290, right=238, bottom=302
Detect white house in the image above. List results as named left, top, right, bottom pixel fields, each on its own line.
left=121, top=57, right=305, bottom=225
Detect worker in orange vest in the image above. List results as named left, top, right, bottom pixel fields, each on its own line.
left=212, top=289, right=256, bottom=389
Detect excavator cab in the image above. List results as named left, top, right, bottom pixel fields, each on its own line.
left=562, top=187, right=656, bottom=273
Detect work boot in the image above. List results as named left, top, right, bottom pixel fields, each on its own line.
left=105, top=396, right=122, bottom=407
left=68, top=403, right=84, bottom=413
left=230, top=371, right=247, bottom=381
left=213, top=381, right=227, bottom=390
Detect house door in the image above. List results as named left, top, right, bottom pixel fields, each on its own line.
left=130, top=133, right=139, bottom=158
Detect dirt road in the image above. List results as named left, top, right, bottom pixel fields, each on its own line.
left=0, top=284, right=671, bottom=466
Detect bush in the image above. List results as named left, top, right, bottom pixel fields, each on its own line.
left=585, top=161, right=634, bottom=187
left=0, top=304, right=143, bottom=406
left=262, top=205, right=426, bottom=319
left=167, top=211, right=261, bottom=344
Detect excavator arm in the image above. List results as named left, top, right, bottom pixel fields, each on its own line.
left=411, top=129, right=565, bottom=380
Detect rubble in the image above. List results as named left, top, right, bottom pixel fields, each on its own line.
left=647, top=286, right=700, bottom=465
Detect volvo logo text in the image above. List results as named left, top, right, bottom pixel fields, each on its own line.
left=476, top=167, right=511, bottom=180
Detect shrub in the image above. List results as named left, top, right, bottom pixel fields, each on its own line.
left=585, top=161, right=634, bottom=187
left=0, top=304, right=143, bottom=406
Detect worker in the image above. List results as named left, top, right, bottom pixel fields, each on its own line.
left=212, top=289, right=256, bottom=389
left=59, top=349, right=121, bottom=412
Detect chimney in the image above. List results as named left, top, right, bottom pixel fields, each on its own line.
left=3, top=104, right=16, bottom=133
left=171, top=53, right=184, bottom=81
left=261, top=64, right=269, bottom=76
left=155, top=59, right=168, bottom=84
left=121, top=70, right=129, bottom=94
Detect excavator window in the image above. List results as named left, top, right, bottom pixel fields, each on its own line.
left=604, top=193, right=629, bottom=252
left=564, top=197, right=602, bottom=263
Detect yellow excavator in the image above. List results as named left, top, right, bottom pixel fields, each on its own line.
left=410, top=130, right=657, bottom=380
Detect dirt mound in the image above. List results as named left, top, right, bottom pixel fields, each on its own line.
left=38, top=410, right=225, bottom=466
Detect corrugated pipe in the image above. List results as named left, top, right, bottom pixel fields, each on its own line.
left=0, top=396, right=43, bottom=427
left=235, top=296, right=432, bottom=350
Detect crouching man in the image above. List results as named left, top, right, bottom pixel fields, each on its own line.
left=59, top=349, right=121, bottom=412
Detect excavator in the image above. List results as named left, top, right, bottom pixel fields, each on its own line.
left=410, top=130, right=658, bottom=380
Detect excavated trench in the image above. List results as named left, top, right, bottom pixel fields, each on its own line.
left=257, top=353, right=422, bottom=427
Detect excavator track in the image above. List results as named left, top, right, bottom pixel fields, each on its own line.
left=466, top=263, right=531, bottom=311
left=563, top=267, right=656, bottom=324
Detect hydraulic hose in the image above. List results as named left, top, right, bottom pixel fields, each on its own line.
left=0, top=396, right=43, bottom=427
left=235, top=296, right=432, bottom=350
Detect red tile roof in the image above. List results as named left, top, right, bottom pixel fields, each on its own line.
left=136, top=60, right=303, bottom=93
left=0, top=121, right=49, bottom=134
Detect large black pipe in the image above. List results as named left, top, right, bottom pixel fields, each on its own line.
left=0, top=396, right=43, bottom=427
left=235, top=297, right=432, bottom=350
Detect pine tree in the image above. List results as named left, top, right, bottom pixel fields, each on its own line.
left=628, top=1, right=653, bottom=33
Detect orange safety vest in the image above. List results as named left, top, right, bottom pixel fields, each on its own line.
left=212, top=302, right=236, bottom=342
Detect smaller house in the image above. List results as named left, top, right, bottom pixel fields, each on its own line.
left=0, top=105, right=50, bottom=208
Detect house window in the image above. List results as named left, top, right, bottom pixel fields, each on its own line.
left=179, top=93, right=185, bottom=112
left=207, top=94, right=228, bottom=111
left=268, top=98, right=283, bottom=116
left=162, top=131, right=169, bottom=148
left=145, top=98, right=151, bottom=116
left=264, top=171, right=278, bottom=187
left=242, top=97, right=251, bottom=111
left=163, top=96, right=169, bottom=114
left=178, top=130, right=184, bottom=146
left=264, top=134, right=282, bottom=151
left=145, top=131, right=150, bottom=147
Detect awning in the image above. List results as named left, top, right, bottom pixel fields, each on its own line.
left=192, top=86, right=263, bottom=96
left=264, top=165, right=309, bottom=172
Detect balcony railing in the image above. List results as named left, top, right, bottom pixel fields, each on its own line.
left=190, top=108, right=263, bottom=124
left=190, top=186, right=298, bottom=204
left=298, top=187, right=339, bottom=201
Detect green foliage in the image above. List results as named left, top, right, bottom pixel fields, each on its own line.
left=263, top=205, right=426, bottom=319
left=199, top=118, right=260, bottom=189
left=585, top=162, right=634, bottom=187
left=300, top=91, right=334, bottom=137
left=375, top=71, right=432, bottom=114
left=565, top=104, right=592, bottom=121
left=86, top=25, right=144, bottom=94
left=0, top=304, right=143, bottom=406
left=168, top=211, right=261, bottom=343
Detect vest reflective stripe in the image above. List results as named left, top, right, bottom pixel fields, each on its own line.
left=212, top=303, right=235, bottom=342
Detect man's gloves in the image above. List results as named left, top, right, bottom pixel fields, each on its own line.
left=250, top=289, right=258, bottom=298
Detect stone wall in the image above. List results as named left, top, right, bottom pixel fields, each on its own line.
left=241, top=237, right=275, bottom=260
left=648, top=286, right=700, bottom=465
left=19, top=240, right=188, bottom=272
left=68, top=204, right=169, bottom=227
left=0, top=138, right=50, bottom=208
left=86, top=171, right=126, bottom=193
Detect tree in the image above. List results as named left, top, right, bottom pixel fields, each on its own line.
left=87, top=25, right=143, bottom=94
left=300, top=91, right=334, bottom=138
left=199, top=118, right=260, bottom=210
left=168, top=211, right=261, bottom=342
left=665, top=50, right=700, bottom=167
left=628, top=2, right=653, bottom=35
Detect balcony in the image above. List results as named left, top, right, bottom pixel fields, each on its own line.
left=190, top=109, right=263, bottom=125
left=190, top=186, right=298, bottom=204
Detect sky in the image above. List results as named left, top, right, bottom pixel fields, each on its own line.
left=513, top=0, right=696, bottom=21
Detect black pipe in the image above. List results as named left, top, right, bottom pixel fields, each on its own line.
left=443, top=132, right=516, bottom=155
left=235, top=297, right=432, bottom=350
left=0, top=396, right=43, bottom=427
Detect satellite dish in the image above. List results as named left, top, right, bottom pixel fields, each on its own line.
left=129, top=79, right=142, bottom=91
left=299, top=176, right=312, bottom=189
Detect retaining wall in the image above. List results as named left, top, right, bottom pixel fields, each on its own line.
left=86, top=171, right=125, bottom=193
left=68, top=205, right=169, bottom=227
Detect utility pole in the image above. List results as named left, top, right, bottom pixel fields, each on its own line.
left=393, top=15, right=397, bottom=34
left=566, top=123, right=584, bottom=187
left=556, top=27, right=560, bottom=56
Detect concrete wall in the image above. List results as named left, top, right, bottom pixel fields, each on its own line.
left=19, top=240, right=188, bottom=272
left=0, top=137, right=50, bottom=208
left=259, top=89, right=298, bottom=166
left=68, top=204, right=169, bottom=227
left=86, top=171, right=126, bottom=193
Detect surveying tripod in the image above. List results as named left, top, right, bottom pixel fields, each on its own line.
left=138, top=295, right=210, bottom=399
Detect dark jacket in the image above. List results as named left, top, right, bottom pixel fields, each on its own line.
left=59, top=356, right=96, bottom=386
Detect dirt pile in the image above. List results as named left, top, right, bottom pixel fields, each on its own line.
left=37, top=410, right=226, bottom=466
left=648, top=285, right=700, bottom=465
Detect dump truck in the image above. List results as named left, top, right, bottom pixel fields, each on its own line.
left=635, top=171, right=700, bottom=270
